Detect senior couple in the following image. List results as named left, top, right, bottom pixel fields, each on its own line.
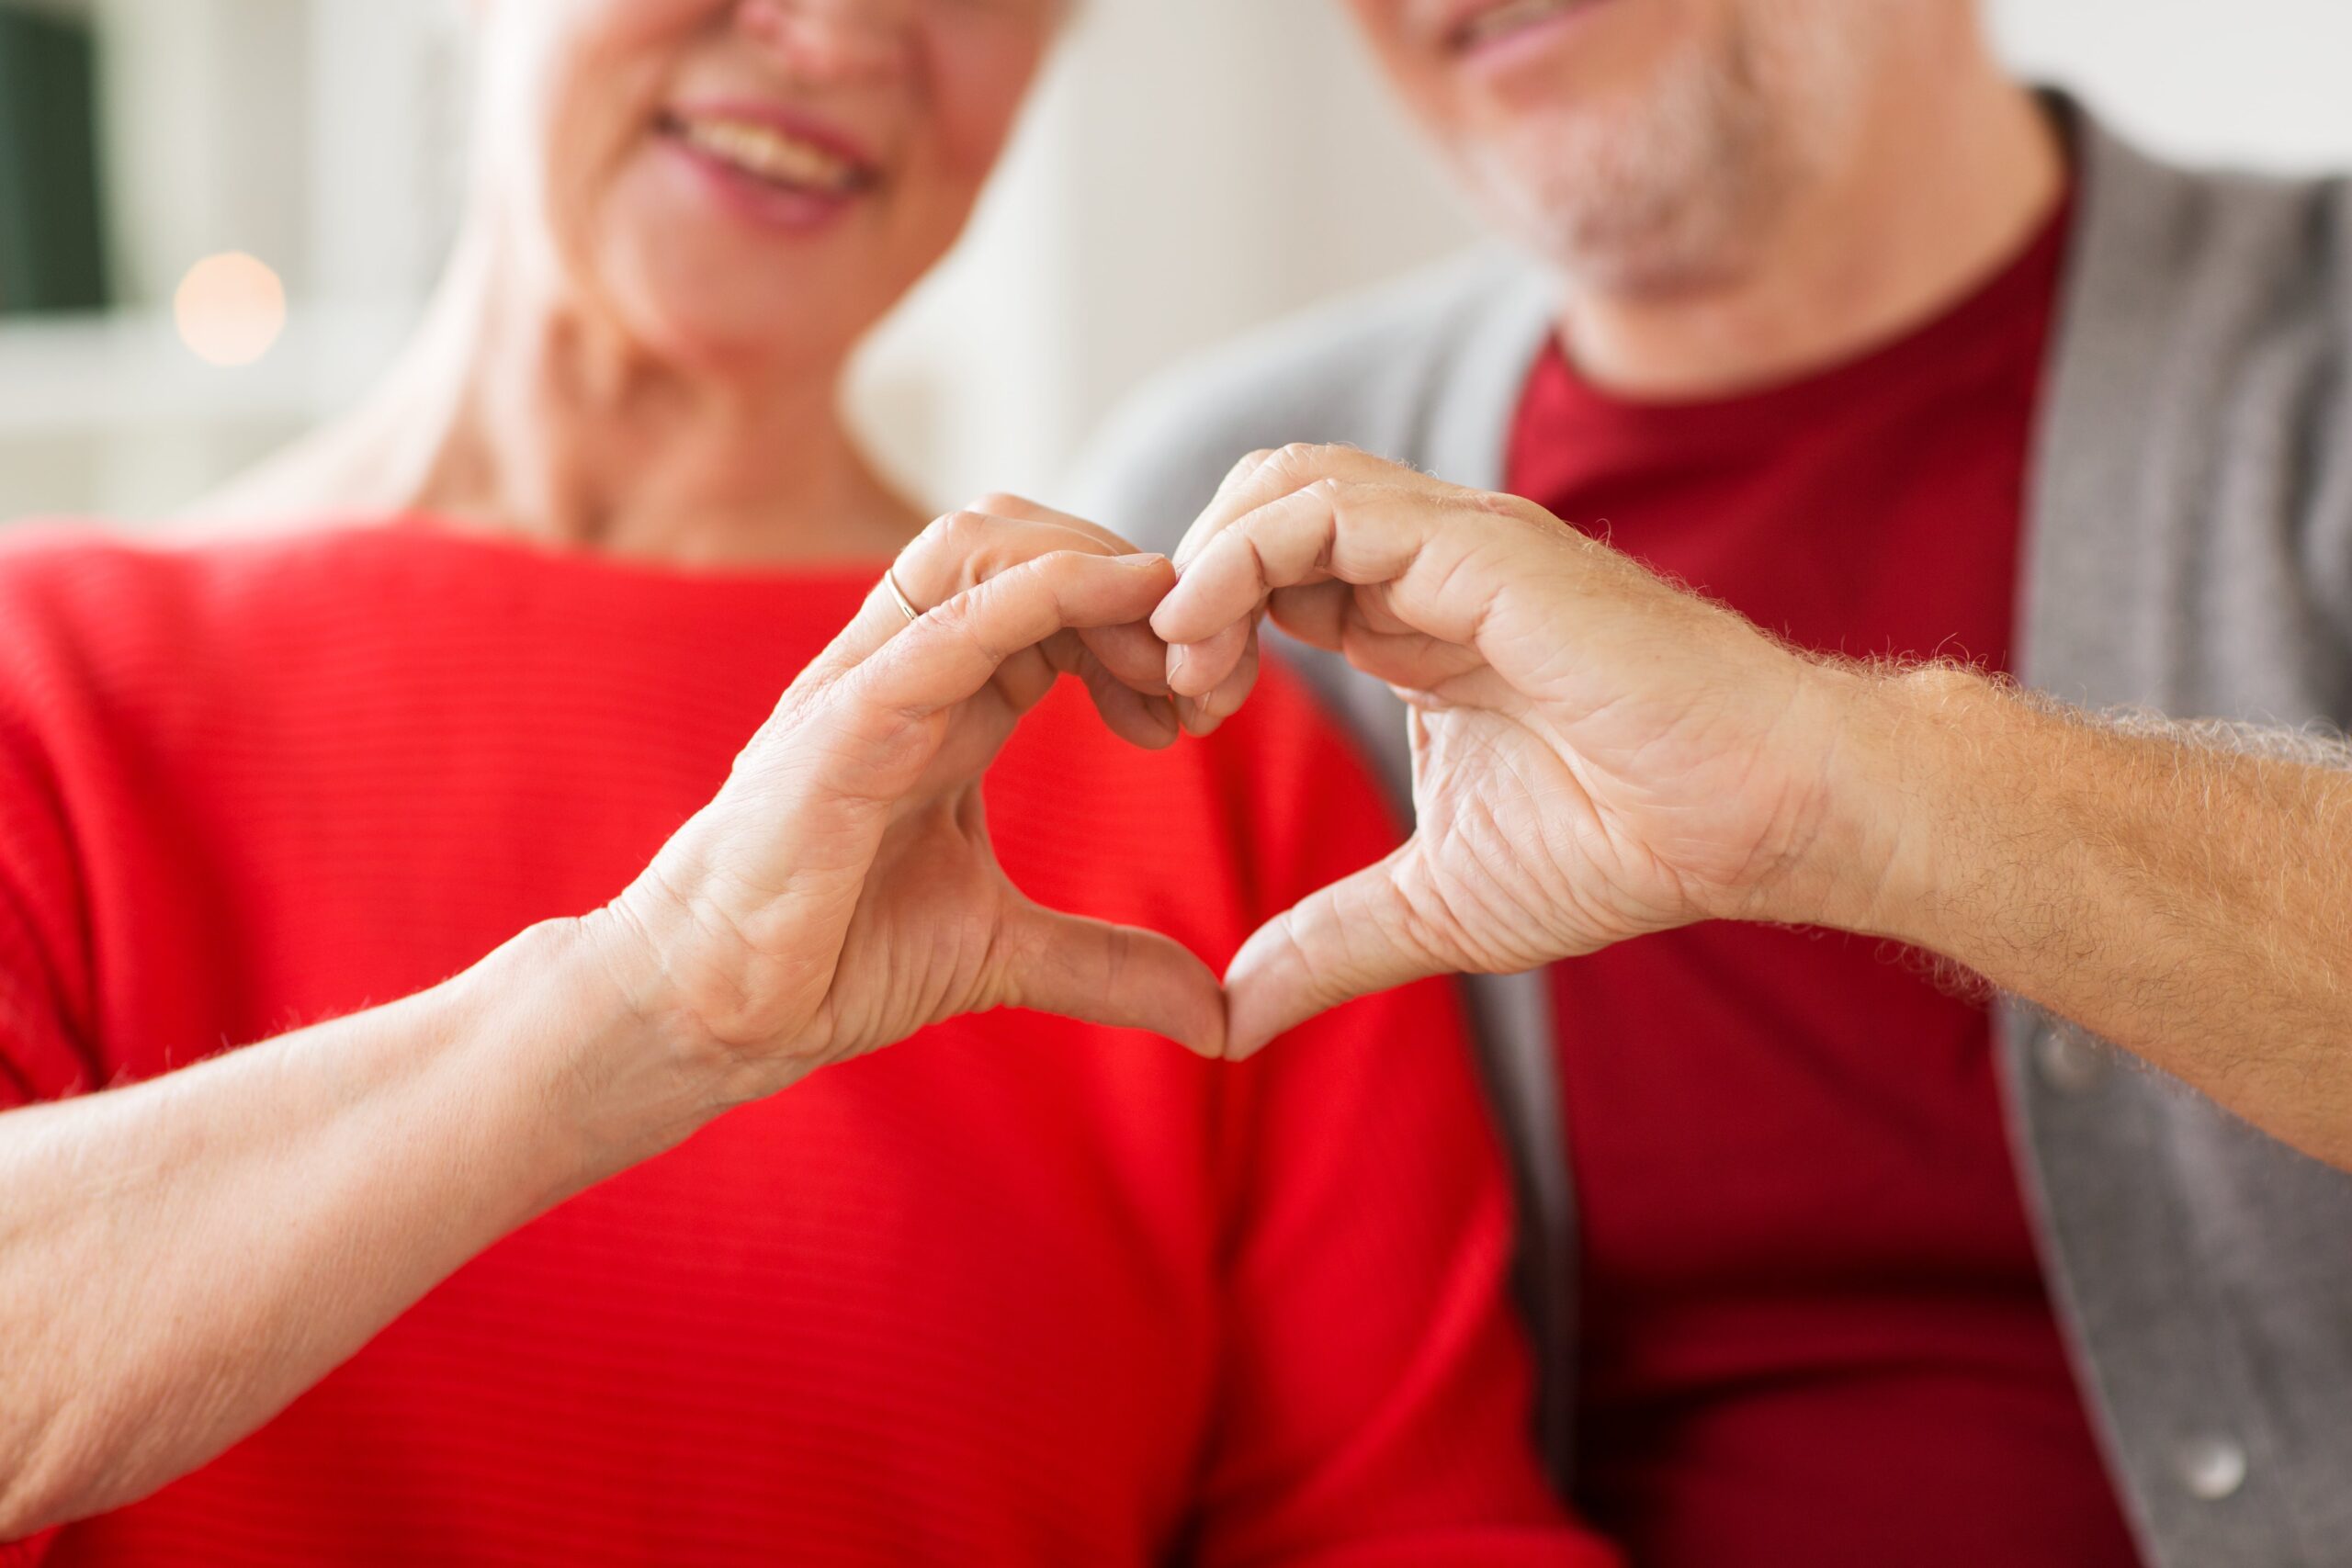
left=6, top=0, right=2351, bottom=1563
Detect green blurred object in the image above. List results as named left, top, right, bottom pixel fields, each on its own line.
left=0, top=2, right=109, bottom=315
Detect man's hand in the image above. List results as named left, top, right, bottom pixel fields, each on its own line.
left=1151, top=445, right=1878, bottom=1058
left=1151, top=444, right=2352, bottom=1177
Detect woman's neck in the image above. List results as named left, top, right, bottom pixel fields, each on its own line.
left=195, top=223, right=921, bottom=569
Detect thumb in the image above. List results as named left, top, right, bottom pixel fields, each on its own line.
left=996, top=901, right=1229, bottom=1058
left=1222, top=840, right=1448, bottom=1060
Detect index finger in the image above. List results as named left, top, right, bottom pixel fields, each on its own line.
left=1151, top=477, right=1542, bottom=659
left=808, top=510, right=1140, bottom=687
left=851, top=549, right=1179, bottom=724
left=1158, top=446, right=1427, bottom=701
left=960, top=492, right=1183, bottom=704
left=1170, top=444, right=1419, bottom=571
left=959, top=491, right=1145, bottom=555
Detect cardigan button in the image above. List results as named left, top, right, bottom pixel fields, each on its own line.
left=2035, top=1022, right=2110, bottom=1094
left=2175, top=1433, right=2248, bottom=1501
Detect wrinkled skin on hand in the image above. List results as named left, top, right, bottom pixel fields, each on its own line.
left=594, top=501, right=1228, bottom=1106
left=1151, top=445, right=1859, bottom=1056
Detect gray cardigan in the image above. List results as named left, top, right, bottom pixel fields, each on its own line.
left=1069, top=110, right=2352, bottom=1568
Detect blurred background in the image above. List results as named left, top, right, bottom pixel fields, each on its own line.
left=1, top=0, right=2348, bottom=526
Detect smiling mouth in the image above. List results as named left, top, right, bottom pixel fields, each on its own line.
left=659, top=111, right=877, bottom=197
left=1450, top=0, right=1601, bottom=52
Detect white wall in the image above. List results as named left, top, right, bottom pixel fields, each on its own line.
left=848, top=0, right=1476, bottom=508
left=853, top=0, right=2352, bottom=512
left=9, top=1, right=2352, bottom=524
left=0, top=1, right=459, bottom=523
left=1990, top=0, right=2352, bottom=173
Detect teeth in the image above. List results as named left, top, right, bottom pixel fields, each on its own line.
left=1459, top=0, right=1577, bottom=48
left=675, top=117, right=864, bottom=195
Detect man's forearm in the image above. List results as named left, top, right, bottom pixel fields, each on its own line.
left=0, top=918, right=717, bottom=1537
left=1826, top=662, right=2352, bottom=1167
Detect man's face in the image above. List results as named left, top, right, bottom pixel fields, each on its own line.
left=1341, top=0, right=1899, bottom=294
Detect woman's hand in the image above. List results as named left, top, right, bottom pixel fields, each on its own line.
left=1152, top=446, right=1861, bottom=1058
left=0, top=505, right=1225, bottom=1538
left=594, top=501, right=1227, bottom=1105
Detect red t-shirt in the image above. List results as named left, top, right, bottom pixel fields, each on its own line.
left=1507, top=207, right=2143, bottom=1565
left=0, top=522, right=1612, bottom=1568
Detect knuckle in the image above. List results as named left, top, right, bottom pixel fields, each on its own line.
left=905, top=513, right=960, bottom=570
left=1219, top=447, right=1284, bottom=497
left=1232, top=446, right=1278, bottom=476
left=1022, top=549, right=1093, bottom=595
left=937, top=508, right=991, bottom=544
left=911, top=511, right=1007, bottom=592
left=913, top=509, right=990, bottom=555
left=906, top=596, right=1004, bottom=672
left=925, top=584, right=986, bottom=628
left=965, top=491, right=1030, bottom=519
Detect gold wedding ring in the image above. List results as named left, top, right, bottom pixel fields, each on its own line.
left=883, top=565, right=922, bottom=625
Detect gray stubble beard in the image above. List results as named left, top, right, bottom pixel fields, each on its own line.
left=1458, top=0, right=1883, bottom=299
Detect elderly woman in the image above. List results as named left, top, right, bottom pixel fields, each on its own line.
left=0, top=3, right=1611, bottom=1565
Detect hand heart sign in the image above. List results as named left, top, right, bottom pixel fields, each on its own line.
left=595, top=454, right=1852, bottom=1095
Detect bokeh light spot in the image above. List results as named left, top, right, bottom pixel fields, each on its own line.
left=174, top=253, right=288, bottom=368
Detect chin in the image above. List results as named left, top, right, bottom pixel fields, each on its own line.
left=591, top=219, right=892, bottom=378
left=1454, top=39, right=1790, bottom=289
left=1426, top=0, right=1881, bottom=291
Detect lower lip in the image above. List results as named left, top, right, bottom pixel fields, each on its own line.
left=662, top=132, right=865, bottom=234
left=1454, top=0, right=1620, bottom=73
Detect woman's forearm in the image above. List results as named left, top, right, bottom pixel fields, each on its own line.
left=0, top=917, right=718, bottom=1538
left=0, top=525, right=1209, bottom=1540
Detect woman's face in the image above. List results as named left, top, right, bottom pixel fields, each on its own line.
left=476, top=0, right=1057, bottom=371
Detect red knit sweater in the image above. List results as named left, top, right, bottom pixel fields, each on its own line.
left=0, top=521, right=1609, bottom=1568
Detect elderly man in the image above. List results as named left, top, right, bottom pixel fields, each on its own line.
left=1074, top=3, right=2352, bottom=1566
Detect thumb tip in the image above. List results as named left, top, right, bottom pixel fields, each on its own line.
left=1149, top=596, right=1204, bottom=648
left=1225, top=1029, right=1275, bottom=1062
left=1217, top=976, right=1294, bottom=1065
left=1173, top=1014, right=1227, bottom=1061
left=1170, top=969, right=1231, bottom=1060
